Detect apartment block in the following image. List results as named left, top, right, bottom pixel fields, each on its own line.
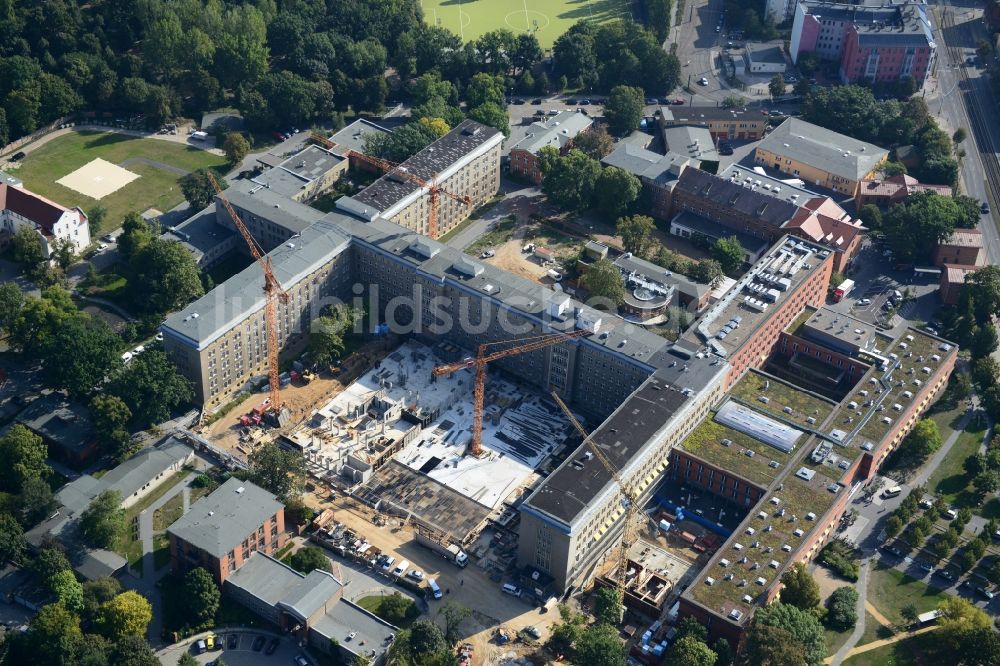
left=336, top=120, right=502, bottom=237
left=791, top=0, right=936, bottom=88
left=167, top=478, right=286, bottom=584
left=508, top=111, right=592, bottom=184
left=659, top=106, right=768, bottom=142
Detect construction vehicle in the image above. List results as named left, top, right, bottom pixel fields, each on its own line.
left=344, top=150, right=472, bottom=240
left=551, top=391, right=639, bottom=618
left=415, top=529, right=468, bottom=567
left=239, top=413, right=262, bottom=427
left=432, top=329, right=592, bottom=456
left=207, top=173, right=291, bottom=428
left=301, top=369, right=316, bottom=383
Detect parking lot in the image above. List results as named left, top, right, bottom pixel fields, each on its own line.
left=157, top=629, right=314, bottom=666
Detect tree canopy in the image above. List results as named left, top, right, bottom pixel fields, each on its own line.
left=108, top=348, right=193, bottom=426
left=541, top=149, right=603, bottom=212
left=584, top=258, right=626, bottom=309
left=245, top=441, right=305, bottom=501
left=80, top=490, right=127, bottom=550
left=883, top=192, right=978, bottom=263
left=288, top=546, right=332, bottom=574
left=617, top=215, right=656, bottom=257
left=181, top=568, right=220, bottom=630
left=595, top=169, right=641, bottom=220
left=748, top=602, right=825, bottom=666
left=779, top=563, right=821, bottom=611
left=97, top=591, right=153, bottom=640
left=604, top=85, right=644, bottom=137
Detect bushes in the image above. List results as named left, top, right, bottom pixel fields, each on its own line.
left=819, top=539, right=860, bottom=581
left=825, top=587, right=859, bottom=631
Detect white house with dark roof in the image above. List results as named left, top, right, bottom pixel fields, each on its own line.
left=0, top=182, right=90, bottom=256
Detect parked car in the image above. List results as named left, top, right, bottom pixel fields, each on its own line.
left=407, top=570, right=424, bottom=581
left=96, top=243, right=109, bottom=252
left=295, top=655, right=312, bottom=666
left=698, top=77, right=709, bottom=86
left=513, top=98, right=525, bottom=104
left=982, top=201, right=991, bottom=214
left=101, top=233, right=115, bottom=242
left=979, top=587, right=996, bottom=600
left=566, top=98, right=578, bottom=105
left=546, top=109, right=559, bottom=116
left=530, top=98, right=542, bottom=105
left=525, top=626, right=542, bottom=639
left=578, top=99, right=591, bottom=105
left=645, top=97, right=657, bottom=105
left=480, top=249, right=495, bottom=259
left=918, top=561, right=934, bottom=573
left=718, top=143, right=734, bottom=156
left=265, top=638, right=280, bottom=655
left=715, top=25, right=721, bottom=32
left=673, top=98, right=686, bottom=105
left=856, top=298, right=872, bottom=306
left=252, top=636, right=266, bottom=651
left=194, top=640, right=207, bottom=654
left=945, top=508, right=958, bottom=520
left=347, top=632, right=357, bottom=641
left=10, top=151, right=25, bottom=161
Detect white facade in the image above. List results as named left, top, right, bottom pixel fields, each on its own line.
left=0, top=184, right=90, bottom=256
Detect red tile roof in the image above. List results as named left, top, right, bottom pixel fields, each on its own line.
left=940, top=228, right=983, bottom=249
left=943, top=263, right=978, bottom=285
left=0, top=184, right=68, bottom=234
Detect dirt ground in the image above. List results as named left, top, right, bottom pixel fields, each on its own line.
left=484, top=227, right=584, bottom=288
left=812, top=562, right=852, bottom=604
left=301, top=490, right=557, bottom=665
left=198, top=338, right=399, bottom=457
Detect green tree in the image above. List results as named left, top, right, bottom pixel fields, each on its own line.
left=48, top=569, right=84, bottom=613
left=108, top=349, right=193, bottom=426
left=465, top=73, right=505, bottom=108
left=617, top=214, right=656, bottom=257
left=131, top=238, right=205, bottom=314
left=689, top=259, right=725, bottom=287
left=109, top=634, right=159, bottom=666
left=676, top=616, right=709, bottom=643
left=975, top=470, right=1000, bottom=496
left=467, top=102, right=510, bottom=138
left=541, top=149, right=602, bottom=211
left=118, top=212, right=153, bottom=260
left=712, top=236, right=745, bottom=274
left=222, top=132, right=251, bottom=166
left=9, top=285, right=78, bottom=356
left=182, top=568, right=220, bottom=629
left=900, top=419, right=942, bottom=459
left=178, top=654, right=199, bottom=666
left=535, top=72, right=551, bottom=95
left=748, top=603, right=825, bottom=666
left=49, top=238, right=76, bottom=271
left=712, top=638, right=733, bottom=666
left=98, top=591, right=153, bottom=639
left=574, top=622, right=626, bottom=666
left=32, top=547, right=71, bottom=581
left=646, top=0, right=674, bottom=41
left=824, top=586, right=858, bottom=631
left=29, top=602, right=83, bottom=666
left=18, top=475, right=56, bottom=527
left=584, top=258, right=625, bottom=309
left=406, top=619, right=448, bottom=655
left=858, top=204, right=882, bottom=230
left=79, top=490, right=126, bottom=550
left=884, top=514, right=904, bottom=538
left=594, top=586, right=624, bottom=625
left=288, top=546, right=331, bottom=574
left=437, top=601, right=471, bottom=644
left=0, top=281, right=24, bottom=334
left=309, top=305, right=360, bottom=367
left=364, top=120, right=439, bottom=162
left=83, top=577, right=122, bottom=624
left=573, top=126, right=615, bottom=160
left=379, top=592, right=411, bottom=626
left=594, top=168, right=641, bottom=219
left=11, top=226, right=45, bottom=269
left=769, top=74, right=786, bottom=100
left=40, top=314, right=120, bottom=399
left=883, top=192, right=970, bottom=263
left=0, top=513, right=25, bottom=566
left=901, top=603, right=919, bottom=625
left=0, top=424, right=50, bottom=494
left=953, top=128, right=967, bottom=144
left=604, top=85, right=644, bottom=136
left=666, top=636, right=717, bottom=666
left=721, top=95, right=747, bottom=109
left=90, top=394, right=133, bottom=461
left=215, top=5, right=269, bottom=87
left=246, top=442, right=305, bottom=501
left=779, top=563, right=821, bottom=610
left=179, top=170, right=224, bottom=211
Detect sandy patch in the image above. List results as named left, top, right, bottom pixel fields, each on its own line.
left=56, top=158, right=139, bottom=199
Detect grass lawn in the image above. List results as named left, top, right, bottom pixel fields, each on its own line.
left=117, top=469, right=191, bottom=569
left=825, top=625, right=855, bottom=657
left=858, top=611, right=894, bottom=647
left=842, top=630, right=938, bottom=666
left=419, top=0, right=632, bottom=48
left=152, top=533, right=171, bottom=571
left=356, top=594, right=421, bottom=629
left=466, top=215, right=519, bottom=255
left=927, top=415, right=987, bottom=508
left=867, top=563, right=948, bottom=626
left=13, top=131, right=227, bottom=233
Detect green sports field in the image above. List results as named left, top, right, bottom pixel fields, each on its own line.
left=13, top=130, right=226, bottom=235
left=421, top=0, right=633, bottom=48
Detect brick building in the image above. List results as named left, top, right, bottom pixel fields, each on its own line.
left=933, top=228, right=984, bottom=268
left=601, top=143, right=697, bottom=219
left=939, top=264, right=977, bottom=305
left=508, top=111, right=592, bottom=184
left=791, top=0, right=936, bottom=89
left=855, top=174, right=952, bottom=208
left=167, top=478, right=286, bottom=584
left=659, top=106, right=768, bottom=142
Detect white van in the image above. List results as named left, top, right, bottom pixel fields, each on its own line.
left=381, top=556, right=396, bottom=572
left=428, top=579, right=443, bottom=600
left=882, top=486, right=902, bottom=499
left=392, top=560, right=409, bottom=577
left=502, top=582, right=521, bottom=597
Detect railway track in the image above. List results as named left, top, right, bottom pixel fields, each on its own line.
left=941, top=7, right=1000, bottom=212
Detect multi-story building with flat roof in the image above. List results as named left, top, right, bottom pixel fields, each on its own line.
left=659, top=106, right=769, bottom=143
left=336, top=120, right=502, bottom=237
left=791, top=0, right=936, bottom=88
left=754, top=118, right=889, bottom=197
left=167, top=478, right=286, bottom=584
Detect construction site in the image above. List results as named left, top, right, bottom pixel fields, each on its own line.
left=285, top=339, right=577, bottom=545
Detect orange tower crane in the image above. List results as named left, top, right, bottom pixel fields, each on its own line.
left=345, top=150, right=473, bottom=240
left=206, top=172, right=289, bottom=412
left=431, top=329, right=592, bottom=456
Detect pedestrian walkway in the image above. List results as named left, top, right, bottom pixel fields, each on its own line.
left=825, top=626, right=938, bottom=664
left=864, top=601, right=893, bottom=629
left=830, top=560, right=872, bottom=665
